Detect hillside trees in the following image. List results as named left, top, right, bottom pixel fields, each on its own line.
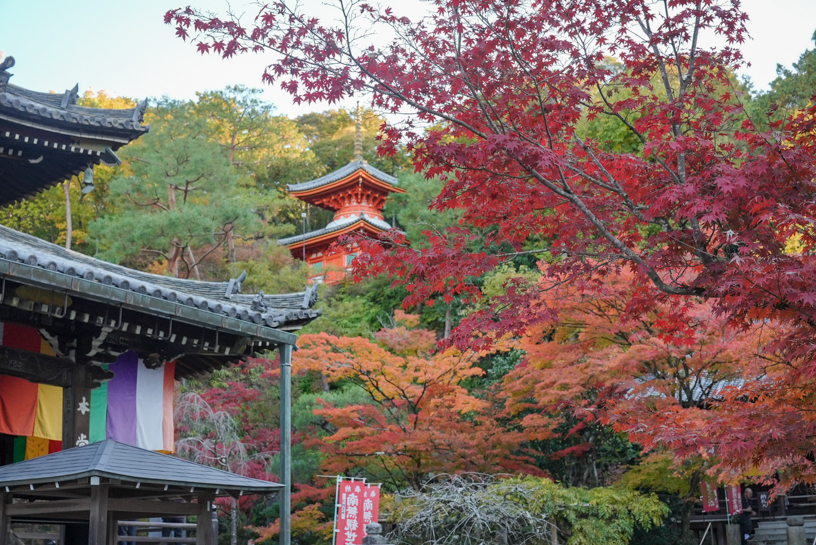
left=90, top=99, right=260, bottom=277
left=167, top=0, right=816, bottom=481
left=748, top=31, right=816, bottom=129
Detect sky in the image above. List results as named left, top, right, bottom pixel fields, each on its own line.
left=2, top=0, right=815, bottom=118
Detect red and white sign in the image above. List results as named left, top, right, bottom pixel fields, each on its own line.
left=701, top=481, right=720, bottom=512
left=335, top=480, right=381, bottom=545
left=361, top=484, right=381, bottom=538
left=726, top=485, right=743, bottom=515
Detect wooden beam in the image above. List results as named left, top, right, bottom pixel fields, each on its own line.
left=196, top=492, right=215, bottom=545
left=7, top=498, right=91, bottom=517
left=88, top=484, right=108, bottom=545
left=0, top=345, right=73, bottom=387
left=107, top=499, right=199, bottom=516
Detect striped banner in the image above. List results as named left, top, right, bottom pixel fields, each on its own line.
left=0, top=320, right=175, bottom=459
left=106, top=352, right=175, bottom=452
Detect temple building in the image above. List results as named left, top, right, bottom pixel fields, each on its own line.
left=279, top=110, right=404, bottom=284
left=0, top=58, right=313, bottom=545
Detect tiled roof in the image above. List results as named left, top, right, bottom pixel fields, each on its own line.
left=0, top=223, right=321, bottom=331
left=287, top=160, right=399, bottom=192
left=0, top=440, right=281, bottom=493
left=278, top=214, right=393, bottom=246
left=0, top=63, right=151, bottom=205
left=0, top=83, right=148, bottom=139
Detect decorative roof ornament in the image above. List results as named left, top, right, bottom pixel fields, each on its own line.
left=0, top=55, right=14, bottom=92
left=251, top=291, right=268, bottom=312
left=354, top=101, right=363, bottom=162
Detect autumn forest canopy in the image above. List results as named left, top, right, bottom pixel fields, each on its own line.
left=7, top=0, right=816, bottom=543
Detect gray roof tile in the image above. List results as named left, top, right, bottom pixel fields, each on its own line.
left=287, top=160, right=398, bottom=192
left=0, top=83, right=148, bottom=137
left=0, top=223, right=320, bottom=329
left=0, top=440, right=281, bottom=493
left=278, top=214, right=394, bottom=246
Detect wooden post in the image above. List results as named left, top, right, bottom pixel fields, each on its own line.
left=63, top=364, right=91, bottom=450
left=0, top=492, right=11, bottom=545
left=89, top=484, right=109, bottom=545
left=196, top=493, right=215, bottom=545
left=108, top=513, right=120, bottom=545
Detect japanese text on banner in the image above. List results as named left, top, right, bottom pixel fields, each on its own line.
left=336, top=481, right=364, bottom=545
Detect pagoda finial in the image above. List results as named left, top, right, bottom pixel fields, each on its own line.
left=354, top=101, right=363, bottom=162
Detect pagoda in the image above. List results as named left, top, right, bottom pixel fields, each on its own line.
left=279, top=109, right=405, bottom=284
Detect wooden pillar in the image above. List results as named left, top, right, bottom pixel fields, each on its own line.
left=196, top=493, right=215, bottom=545
left=63, top=364, right=91, bottom=450
left=107, top=512, right=120, bottom=545
left=89, top=484, right=109, bottom=545
left=0, top=492, right=11, bottom=545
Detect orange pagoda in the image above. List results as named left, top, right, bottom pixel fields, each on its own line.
left=279, top=114, right=405, bottom=284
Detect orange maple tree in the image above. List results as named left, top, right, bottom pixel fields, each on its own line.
left=294, top=311, right=541, bottom=489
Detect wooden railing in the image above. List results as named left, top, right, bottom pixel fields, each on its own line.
left=117, top=520, right=197, bottom=544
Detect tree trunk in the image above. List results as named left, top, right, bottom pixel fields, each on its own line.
left=443, top=303, right=452, bottom=339
left=230, top=496, right=238, bottom=545
left=682, top=470, right=702, bottom=543
left=226, top=223, right=236, bottom=263
left=63, top=181, right=72, bottom=250
left=167, top=243, right=181, bottom=277
left=187, top=246, right=202, bottom=280
left=165, top=185, right=180, bottom=277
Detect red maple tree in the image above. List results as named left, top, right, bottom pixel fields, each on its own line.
left=166, top=0, right=816, bottom=483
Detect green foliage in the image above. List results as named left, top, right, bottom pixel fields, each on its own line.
left=286, top=384, right=372, bottom=483
left=90, top=98, right=260, bottom=276
left=384, top=172, right=461, bottom=245
left=748, top=30, right=816, bottom=129
left=299, top=275, right=409, bottom=338
left=296, top=108, right=409, bottom=177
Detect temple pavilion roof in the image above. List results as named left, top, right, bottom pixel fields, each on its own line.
left=0, top=440, right=281, bottom=495
left=0, top=57, right=149, bottom=205
left=287, top=159, right=400, bottom=194
left=278, top=213, right=393, bottom=249
left=0, top=223, right=320, bottom=332
left=0, top=223, right=320, bottom=378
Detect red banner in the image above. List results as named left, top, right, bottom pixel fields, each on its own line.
left=726, top=485, right=743, bottom=515
left=335, top=480, right=382, bottom=545
left=336, top=480, right=364, bottom=545
left=701, top=481, right=720, bottom=512
left=361, top=484, right=381, bottom=538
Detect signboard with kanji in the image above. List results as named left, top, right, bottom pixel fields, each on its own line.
left=361, top=484, right=381, bottom=538
left=334, top=479, right=381, bottom=545
left=726, top=484, right=743, bottom=516
left=700, top=481, right=720, bottom=512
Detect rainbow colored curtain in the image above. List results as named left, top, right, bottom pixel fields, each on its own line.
left=0, top=322, right=175, bottom=460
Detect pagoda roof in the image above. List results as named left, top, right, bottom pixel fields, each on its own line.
left=278, top=214, right=393, bottom=248
left=0, top=59, right=149, bottom=205
left=287, top=159, right=401, bottom=194
left=0, top=223, right=321, bottom=373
